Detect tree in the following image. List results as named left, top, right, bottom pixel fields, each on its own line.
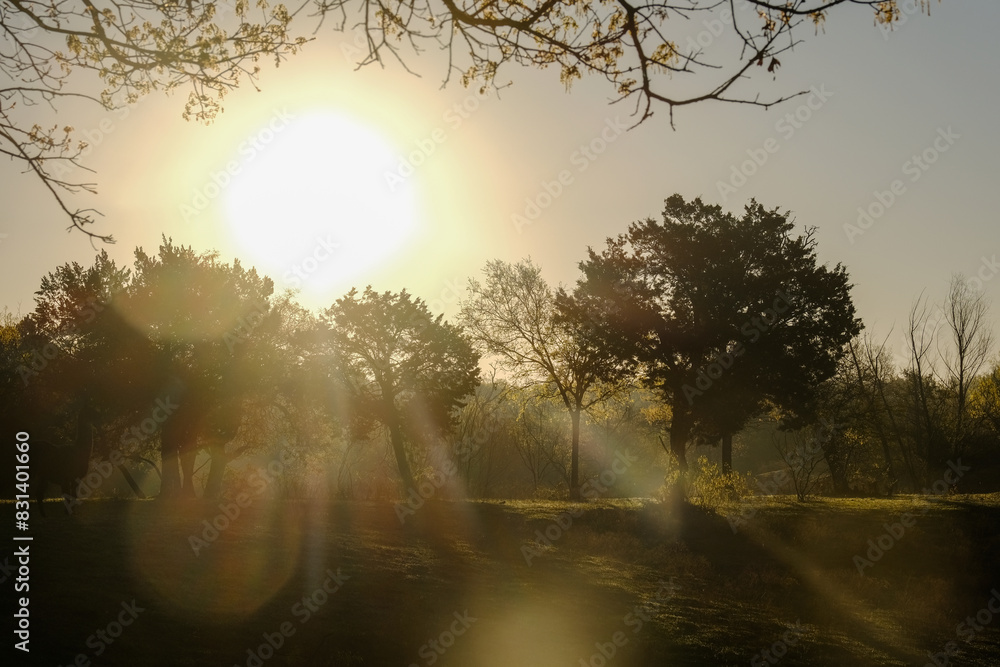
left=970, top=360, right=1000, bottom=443
left=844, top=334, right=912, bottom=491
left=905, top=292, right=944, bottom=481
left=20, top=238, right=283, bottom=498
left=449, top=377, right=517, bottom=497
left=773, top=425, right=827, bottom=501
left=941, top=274, right=994, bottom=459
left=903, top=276, right=994, bottom=482
left=323, top=287, right=480, bottom=495
left=2, top=0, right=308, bottom=240
left=5, top=1, right=940, bottom=239
left=510, top=385, right=575, bottom=493
left=460, top=259, right=630, bottom=499
left=124, top=237, right=279, bottom=497
left=808, top=334, right=912, bottom=494
left=192, top=291, right=314, bottom=499
left=3, top=247, right=271, bottom=496
left=15, top=249, right=130, bottom=393
left=571, top=194, right=861, bottom=478
left=6, top=250, right=133, bottom=456
left=324, top=0, right=936, bottom=125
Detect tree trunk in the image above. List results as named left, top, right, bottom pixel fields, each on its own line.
left=159, top=404, right=200, bottom=499
left=387, top=411, right=417, bottom=496
left=822, top=447, right=850, bottom=495
left=569, top=408, right=581, bottom=500
left=116, top=465, right=147, bottom=499
left=204, top=444, right=229, bottom=499
left=669, top=402, right=692, bottom=473
left=179, top=445, right=198, bottom=497
left=721, top=432, right=733, bottom=473
left=159, top=417, right=182, bottom=498
left=665, top=406, right=693, bottom=510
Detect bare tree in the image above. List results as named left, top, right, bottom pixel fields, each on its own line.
left=773, top=427, right=826, bottom=502
left=940, top=274, right=995, bottom=458
left=848, top=333, right=918, bottom=491
left=451, top=374, right=517, bottom=496
left=513, top=389, right=572, bottom=493
left=970, top=361, right=1000, bottom=439
left=907, top=292, right=946, bottom=480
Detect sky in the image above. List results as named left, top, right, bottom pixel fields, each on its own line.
left=2, top=1, right=998, bottom=369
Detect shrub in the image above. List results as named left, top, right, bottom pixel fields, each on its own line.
left=689, top=456, right=754, bottom=509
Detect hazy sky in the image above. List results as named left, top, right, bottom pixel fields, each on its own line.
left=2, top=1, right=998, bottom=367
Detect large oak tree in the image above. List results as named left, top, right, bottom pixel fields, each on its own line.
left=570, top=194, right=861, bottom=474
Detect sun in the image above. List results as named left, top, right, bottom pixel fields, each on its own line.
left=223, top=110, right=418, bottom=302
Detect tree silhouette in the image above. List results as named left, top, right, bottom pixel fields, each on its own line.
left=970, top=361, right=1000, bottom=444
left=124, top=237, right=278, bottom=497
left=21, top=239, right=280, bottom=498
left=8, top=250, right=131, bottom=439
left=941, top=274, right=994, bottom=462
left=323, top=287, right=480, bottom=495
left=572, top=194, right=861, bottom=475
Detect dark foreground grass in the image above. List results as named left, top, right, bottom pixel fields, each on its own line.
left=3, top=495, right=1000, bottom=666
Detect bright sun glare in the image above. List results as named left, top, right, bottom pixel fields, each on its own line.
left=224, top=111, right=418, bottom=301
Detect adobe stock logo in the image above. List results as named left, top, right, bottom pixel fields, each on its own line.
left=511, top=117, right=629, bottom=233
left=923, top=587, right=1000, bottom=667
left=408, top=610, right=477, bottom=666
left=716, top=85, right=834, bottom=203
left=969, top=255, right=999, bottom=292
left=844, top=126, right=959, bottom=244
left=180, top=109, right=295, bottom=222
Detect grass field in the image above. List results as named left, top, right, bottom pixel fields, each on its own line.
left=5, top=495, right=1000, bottom=666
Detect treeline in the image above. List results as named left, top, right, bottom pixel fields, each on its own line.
left=2, top=195, right=998, bottom=502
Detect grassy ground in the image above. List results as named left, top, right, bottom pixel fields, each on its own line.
left=4, top=494, right=1000, bottom=666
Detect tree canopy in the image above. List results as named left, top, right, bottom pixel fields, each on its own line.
left=322, top=286, right=481, bottom=494
left=123, top=237, right=280, bottom=496
left=2, top=0, right=940, bottom=239
left=10, top=237, right=281, bottom=497
left=571, top=194, right=861, bottom=472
